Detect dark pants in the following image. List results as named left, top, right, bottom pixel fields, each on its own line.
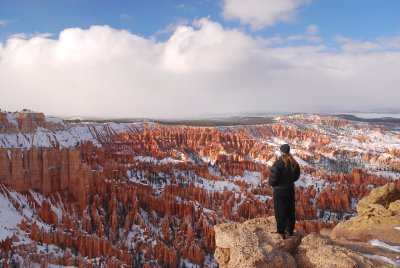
left=273, top=188, right=295, bottom=234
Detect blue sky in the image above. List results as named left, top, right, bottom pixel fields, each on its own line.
left=0, top=0, right=399, bottom=118
left=1, top=0, right=399, bottom=44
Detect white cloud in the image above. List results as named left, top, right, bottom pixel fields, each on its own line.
left=222, top=0, right=311, bottom=30
left=275, top=24, right=322, bottom=43
left=0, top=20, right=10, bottom=26
left=0, top=21, right=399, bottom=118
left=161, top=18, right=257, bottom=73
left=335, top=35, right=400, bottom=52
left=305, top=24, right=318, bottom=36
left=8, top=32, right=52, bottom=39
left=153, top=18, right=190, bottom=37
left=119, top=13, right=131, bottom=20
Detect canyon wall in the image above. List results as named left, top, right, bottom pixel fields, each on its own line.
left=0, top=112, right=399, bottom=267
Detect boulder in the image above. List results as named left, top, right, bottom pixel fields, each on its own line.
left=356, top=183, right=400, bottom=213
left=332, top=183, right=400, bottom=245
left=388, top=199, right=400, bottom=215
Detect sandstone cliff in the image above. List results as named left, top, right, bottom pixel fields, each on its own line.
left=0, top=147, right=94, bottom=206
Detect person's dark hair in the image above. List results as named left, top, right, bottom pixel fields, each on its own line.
left=280, top=144, right=297, bottom=171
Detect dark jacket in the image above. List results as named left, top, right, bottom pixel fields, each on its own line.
left=269, top=157, right=300, bottom=189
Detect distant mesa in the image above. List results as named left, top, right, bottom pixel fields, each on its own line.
left=336, top=114, right=400, bottom=124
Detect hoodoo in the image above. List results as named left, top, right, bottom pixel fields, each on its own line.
left=0, top=112, right=399, bottom=266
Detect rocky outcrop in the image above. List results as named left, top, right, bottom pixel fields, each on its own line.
left=215, top=182, right=400, bottom=268
left=214, top=217, right=300, bottom=268
left=214, top=216, right=398, bottom=268
left=356, top=183, right=400, bottom=213
left=296, top=233, right=377, bottom=268
left=332, top=183, right=400, bottom=245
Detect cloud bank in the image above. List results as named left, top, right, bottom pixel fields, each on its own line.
left=0, top=19, right=399, bottom=118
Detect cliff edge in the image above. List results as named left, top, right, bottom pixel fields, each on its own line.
left=214, top=183, right=400, bottom=267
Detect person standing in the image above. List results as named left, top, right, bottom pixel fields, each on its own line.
left=269, top=144, right=300, bottom=239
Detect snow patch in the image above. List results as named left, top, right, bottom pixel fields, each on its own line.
left=252, top=157, right=268, bottom=165
left=208, top=166, right=221, bottom=176
left=293, top=155, right=311, bottom=167
left=194, top=177, right=240, bottom=192
left=0, top=192, right=24, bottom=240
left=254, top=194, right=272, bottom=202
left=369, top=171, right=400, bottom=180
left=369, top=239, right=400, bottom=252
left=181, top=259, right=200, bottom=268
left=46, top=116, right=63, bottom=124
left=0, top=122, right=147, bottom=149
left=48, top=265, right=75, bottom=268
left=295, top=174, right=333, bottom=191
left=233, top=171, right=262, bottom=187
left=201, top=156, right=216, bottom=165
left=363, top=254, right=400, bottom=266
left=6, top=113, right=18, bottom=126
left=134, top=155, right=183, bottom=164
